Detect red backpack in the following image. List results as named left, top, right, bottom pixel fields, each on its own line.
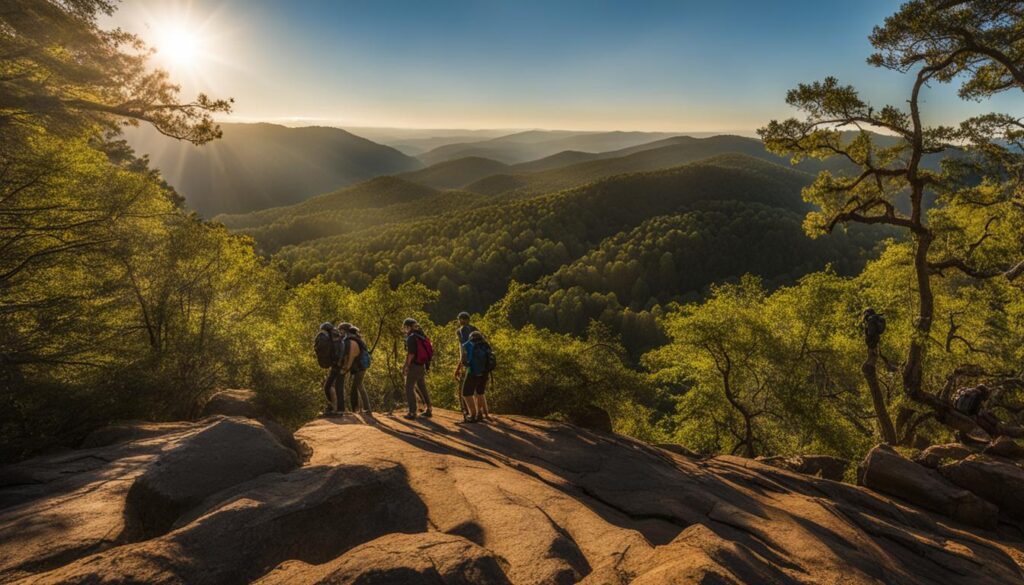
left=413, top=333, right=434, bottom=365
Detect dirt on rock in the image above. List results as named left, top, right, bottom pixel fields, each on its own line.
left=1, top=410, right=1023, bottom=584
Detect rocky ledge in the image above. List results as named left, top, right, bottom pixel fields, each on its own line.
left=1, top=408, right=1023, bottom=584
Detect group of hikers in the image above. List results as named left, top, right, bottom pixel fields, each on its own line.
left=314, top=312, right=496, bottom=423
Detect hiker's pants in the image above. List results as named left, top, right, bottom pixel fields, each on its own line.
left=405, top=363, right=430, bottom=415
left=323, top=366, right=342, bottom=407
left=342, top=369, right=371, bottom=412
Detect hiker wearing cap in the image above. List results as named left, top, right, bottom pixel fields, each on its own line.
left=402, top=318, right=433, bottom=420
left=453, top=311, right=478, bottom=421
left=461, top=330, right=495, bottom=422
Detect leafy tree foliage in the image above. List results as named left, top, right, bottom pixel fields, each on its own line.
left=759, top=0, right=1024, bottom=440
left=0, top=0, right=231, bottom=144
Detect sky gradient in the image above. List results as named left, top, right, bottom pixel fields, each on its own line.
left=107, top=0, right=1021, bottom=133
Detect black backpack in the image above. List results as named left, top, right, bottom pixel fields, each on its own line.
left=314, top=329, right=344, bottom=369
left=866, top=314, right=886, bottom=336
left=953, top=386, right=985, bottom=416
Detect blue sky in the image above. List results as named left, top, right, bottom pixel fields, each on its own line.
left=108, top=0, right=1021, bottom=132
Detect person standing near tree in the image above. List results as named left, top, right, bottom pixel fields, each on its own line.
left=453, top=311, right=478, bottom=422
left=861, top=308, right=886, bottom=365
left=402, top=318, right=433, bottom=420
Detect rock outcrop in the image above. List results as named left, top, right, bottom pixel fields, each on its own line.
left=1, top=411, right=1023, bottom=584
left=858, top=444, right=999, bottom=529
left=124, top=417, right=300, bottom=538
left=940, top=455, right=1024, bottom=521
left=200, top=389, right=264, bottom=419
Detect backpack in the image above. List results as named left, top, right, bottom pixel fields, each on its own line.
left=482, top=343, right=497, bottom=373
left=413, top=333, right=434, bottom=366
left=314, top=330, right=336, bottom=368
left=350, top=336, right=372, bottom=372
left=467, top=341, right=497, bottom=375
left=953, top=386, right=984, bottom=416
left=866, top=314, right=886, bottom=337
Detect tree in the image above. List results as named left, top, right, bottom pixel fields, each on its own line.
left=1, top=0, right=231, bottom=144
left=759, top=0, right=1024, bottom=442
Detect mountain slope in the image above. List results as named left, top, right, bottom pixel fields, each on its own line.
left=517, top=199, right=881, bottom=348
left=215, top=177, right=486, bottom=253
left=397, top=156, right=509, bottom=189
left=123, top=123, right=422, bottom=216
left=4, top=412, right=1020, bottom=584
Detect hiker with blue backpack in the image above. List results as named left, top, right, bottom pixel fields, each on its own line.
left=402, top=318, right=433, bottom=420
left=461, top=330, right=495, bottom=422
left=314, top=322, right=346, bottom=415
left=338, top=323, right=372, bottom=413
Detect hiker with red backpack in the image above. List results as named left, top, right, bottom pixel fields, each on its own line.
left=402, top=318, right=433, bottom=420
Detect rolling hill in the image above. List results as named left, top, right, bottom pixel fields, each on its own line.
left=123, top=123, right=422, bottom=216
left=215, top=176, right=487, bottom=253
left=416, top=130, right=681, bottom=165
left=397, top=156, right=509, bottom=189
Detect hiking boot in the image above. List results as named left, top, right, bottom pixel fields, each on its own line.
left=422, top=409, right=433, bottom=418
left=403, top=413, right=417, bottom=420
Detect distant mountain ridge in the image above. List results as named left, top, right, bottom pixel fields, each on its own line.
left=416, top=130, right=681, bottom=165
left=123, top=123, right=422, bottom=216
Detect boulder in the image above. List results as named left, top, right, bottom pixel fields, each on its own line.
left=914, top=443, right=978, bottom=468
left=940, top=455, right=1024, bottom=521
left=858, top=444, right=998, bottom=529
left=124, top=417, right=299, bottom=538
left=983, top=436, right=1024, bottom=460
left=200, top=389, right=263, bottom=419
left=255, top=532, right=513, bottom=585
left=756, top=454, right=849, bottom=481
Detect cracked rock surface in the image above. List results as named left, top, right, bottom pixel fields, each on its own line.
left=1, top=410, right=1023, bottom=584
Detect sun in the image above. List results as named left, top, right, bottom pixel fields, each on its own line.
left=153, top=21, right=203, bottom=69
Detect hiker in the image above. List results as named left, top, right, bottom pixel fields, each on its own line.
left=402, top=318, right=433, bottom=420
left=953, top=384, right=991, bottom=417
left=862, top=308, right=886, bottom=353
left=461, top=330, right=495, bottom=422
left=453, top=311, right=478, bottom=421
left=952, top=384, right=994, bottom=444
left=314, top=322, right=344, bottom=414
left=861, top=308, right=893, bottom=370
left=338, top=323, right=372, bottom=413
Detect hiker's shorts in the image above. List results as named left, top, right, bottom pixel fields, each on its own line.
left=462, top=374, right=488, bottom=396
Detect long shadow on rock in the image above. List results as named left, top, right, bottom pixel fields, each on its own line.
left=30, top=463, right=430, bottom=585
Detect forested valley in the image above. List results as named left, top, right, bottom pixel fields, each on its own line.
left=3, top=0, right=1023, bottom=483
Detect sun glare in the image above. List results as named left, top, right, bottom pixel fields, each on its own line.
left=153, top=21, right=203, bottom=69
